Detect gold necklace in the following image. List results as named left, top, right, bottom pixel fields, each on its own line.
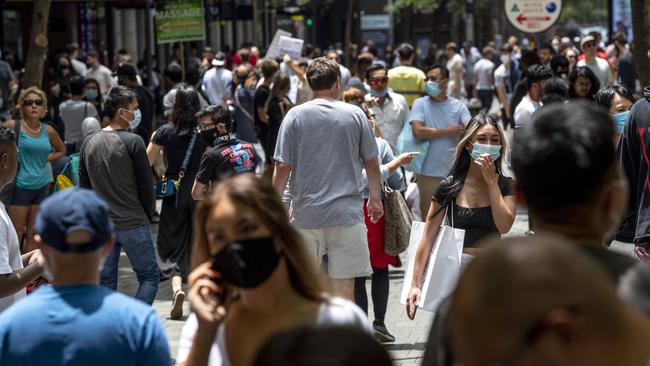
left=21, top=119, right=42, bottom=135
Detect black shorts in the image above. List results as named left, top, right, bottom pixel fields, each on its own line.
left=11, top=185, right=50, bottom=206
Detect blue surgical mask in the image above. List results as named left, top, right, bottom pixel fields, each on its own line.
left=129, top=109, right=142, bottom=130
left=370, top=89, right=388, bottom=98
left=425, top=81, right=441, bottom=97
left=84, top=89, right=98, bottom=100
left=470, top=143, right=501, bottom=161
left=612, top=111, right=629, bottom=134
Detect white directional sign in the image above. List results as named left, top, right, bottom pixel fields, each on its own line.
left=504, top=0, right=562, bottom=34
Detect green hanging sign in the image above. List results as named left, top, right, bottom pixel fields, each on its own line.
left=156, top=0, right=206, bottom=44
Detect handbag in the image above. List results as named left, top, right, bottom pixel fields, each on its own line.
left=54, top=162, right=74, bottom=192
left=155, top=131, right=198, bottom=201
left=396, top=121, right=429, bottom=174
left=383, top=184, right=413, bottom=256
left=400, top=204, right=465, bottom=313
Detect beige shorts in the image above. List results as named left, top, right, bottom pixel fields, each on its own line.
left=298, top=223, right=372, bottom=279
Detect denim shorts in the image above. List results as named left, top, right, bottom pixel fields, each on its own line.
left=12, top=185, right=50, bottom=206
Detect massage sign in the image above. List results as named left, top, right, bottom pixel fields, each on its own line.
left=504, top=0, right=562, bottom=34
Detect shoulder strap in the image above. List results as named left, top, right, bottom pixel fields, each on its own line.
left=235, top=90, right=254, bottom=122
left=179, top=132, right=198, bottom=176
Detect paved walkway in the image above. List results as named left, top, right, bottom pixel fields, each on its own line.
left=114, top=207, right=531, bottom=365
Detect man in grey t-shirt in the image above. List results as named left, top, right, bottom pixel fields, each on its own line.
left=273, top=57, right=383, bottom=301
left=79, top=86, right=159, bottom=305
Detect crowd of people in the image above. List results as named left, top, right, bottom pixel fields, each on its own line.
left=0, top=27, right=648, bottom=365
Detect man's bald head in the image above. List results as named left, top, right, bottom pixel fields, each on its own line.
left=450, top=235, right=646, bottom=366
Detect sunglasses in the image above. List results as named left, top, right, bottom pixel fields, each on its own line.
left=369, top=77, right=388, bottom=86
left=583, top=42, right=595, bottom=48
left=23, top=99, right=44, bottom=107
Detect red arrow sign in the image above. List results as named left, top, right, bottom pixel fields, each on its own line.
left=516, top=13, right=551, bottom=24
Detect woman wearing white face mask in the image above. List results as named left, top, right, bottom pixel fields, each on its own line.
left=406, top=113, right=517, bottom=316
left=593, top=85, right=635, bottom=145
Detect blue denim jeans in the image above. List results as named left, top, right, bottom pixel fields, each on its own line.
left=100, top=224, right=160, bottom=304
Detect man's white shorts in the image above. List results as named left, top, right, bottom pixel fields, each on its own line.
left=298, top=223, right=372, bottom=279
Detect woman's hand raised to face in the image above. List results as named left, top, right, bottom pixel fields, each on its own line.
left=187, top=261, right=229, bottom=329
left=473, top=154, right=498, bottom=186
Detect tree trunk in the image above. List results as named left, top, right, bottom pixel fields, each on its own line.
left=23, top=0, right=51, bottom=89
left=631, top=0, right=649, bottom=88
left=344, top=0, right=358, bottom=67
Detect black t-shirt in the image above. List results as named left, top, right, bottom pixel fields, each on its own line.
left=433, top=175, right=515, bottom=247
left=152, top=123, right=206, bottom=178
left=195, top=134, right=261, bottom=184
left=617, top=53, right=636, bottom=94
left=253, top=85, right=270, bottom=135
left=578, top=244, right=636, bottom=284
left=134, top=86, right=155, bottom=145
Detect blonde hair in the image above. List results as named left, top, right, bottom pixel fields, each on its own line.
left=192, top=174, right=328, bottom=302
left=18, top=87, right=48, bottom=119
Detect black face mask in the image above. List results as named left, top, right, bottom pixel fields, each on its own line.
left=211, top=237, right=282, bottom=289
left=200, top=129, right=219, bottom=146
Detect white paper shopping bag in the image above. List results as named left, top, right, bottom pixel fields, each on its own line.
left=400, top=218, right=465, bottom=313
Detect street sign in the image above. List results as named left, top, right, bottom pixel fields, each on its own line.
left=155, top=0, right=206, bottom=44
left=361, top=15, right=391, bottom=30
left=504, top=0, right=562, bottom=34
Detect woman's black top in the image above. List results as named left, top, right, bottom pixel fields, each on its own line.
left=152, top=123, right=206, bottom=179
left=433, top=175, right=515, bottom=248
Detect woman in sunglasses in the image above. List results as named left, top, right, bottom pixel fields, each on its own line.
left=177, top=174, right=369, bottom=366
left=4, top=87, right=65, bottom=252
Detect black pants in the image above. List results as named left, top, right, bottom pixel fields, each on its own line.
left=501, top=107, right=515, bottom=130
left=354, top=266, right=389, bottom=324
left=477, top=90, right=494, bottom=112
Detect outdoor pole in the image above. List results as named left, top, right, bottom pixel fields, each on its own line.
left=180, top=42, right=186, bottom=81
left=231, top=0, right=237, bottom=50
left=144, top=0, right=153, bottom=88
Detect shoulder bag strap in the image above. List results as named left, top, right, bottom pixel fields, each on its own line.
left=178, top=131, right=198, bottom=179
left=235, top=90, right=255, bottom=122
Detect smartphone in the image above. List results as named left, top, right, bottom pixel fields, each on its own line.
left=406, top=303, right=418, bottom=320
left=209, top=262, right=229, bottom=304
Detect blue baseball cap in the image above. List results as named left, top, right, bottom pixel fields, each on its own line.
left=35, top=188, right=114, bottom=253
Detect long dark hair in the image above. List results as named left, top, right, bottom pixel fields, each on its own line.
left=568, top=66, right=600, bottom=100
left=193, top=174, right=328, bottom=302
left=430, top=113, right=507, bottom=219
left=171, top=84, right=201, bottom=133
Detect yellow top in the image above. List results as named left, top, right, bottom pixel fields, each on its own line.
left=387, top=65, right=426, bottom=107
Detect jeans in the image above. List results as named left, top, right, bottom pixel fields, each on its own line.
left=100, top=224, right=160, bottom=304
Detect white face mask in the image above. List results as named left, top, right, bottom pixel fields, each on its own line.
left=500, top=54, right=510, bottom=65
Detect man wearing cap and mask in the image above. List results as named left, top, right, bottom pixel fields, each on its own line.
left=191, top=105, right=261, bottom=200
left=202, top=51, right=232, bottom=106
left=117, top=64, right=155, bottom=145
left=79, top=86, right=159, bottom=305
left=0, top=188, right=171, bottom=365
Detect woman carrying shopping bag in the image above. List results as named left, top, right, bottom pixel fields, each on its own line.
left=406, top=113, right=517, bottom=319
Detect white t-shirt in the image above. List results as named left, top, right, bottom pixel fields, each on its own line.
left=513, top=94, right=540, bottom=129
left=176, top=297, right=370, bottom=366
left=85, top=65, right=115, bottom=96
left=493, top=64, right=513, bottom=103
left=446, top=53, right=465, bottom=98
left=473, top=58, right=495, bottom=91
left=0, top=202, right=24, bottom=312
left=577, top=58, right=612, bottom=88
left=202, top=67, right=233, bottom=106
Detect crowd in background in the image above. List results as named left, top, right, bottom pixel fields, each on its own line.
left=0, top=27, right=648, bottom=366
